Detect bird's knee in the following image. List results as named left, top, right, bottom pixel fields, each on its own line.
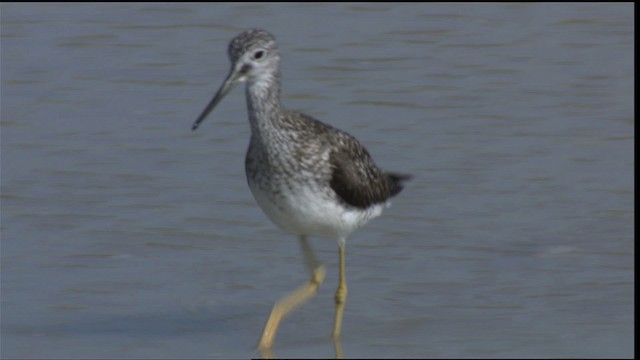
left=311, top=265, right=326, bottom=286
left=334, top=286, right=348, bottom=304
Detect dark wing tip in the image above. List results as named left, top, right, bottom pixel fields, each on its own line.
left=387, top=172, right=412, bottom=197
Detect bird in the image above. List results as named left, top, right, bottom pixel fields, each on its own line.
left=191, top=28, right=411, bottom=358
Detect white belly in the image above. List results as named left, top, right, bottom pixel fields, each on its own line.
left=248, top=180, right=385, bottom=241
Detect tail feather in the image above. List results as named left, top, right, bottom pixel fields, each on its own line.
left=387, top=172, right=412, bottom=197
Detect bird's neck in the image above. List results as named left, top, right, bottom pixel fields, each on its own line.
left=245, top=69, right=285, bottom=138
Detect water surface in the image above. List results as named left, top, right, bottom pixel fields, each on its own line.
left=1, top=3, right=633, bottom=358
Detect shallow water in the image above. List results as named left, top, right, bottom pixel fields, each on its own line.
left=1, top=3, right=633, bottom=358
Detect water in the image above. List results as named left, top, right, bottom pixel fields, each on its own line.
left=1, top=3, right=633, bottom=358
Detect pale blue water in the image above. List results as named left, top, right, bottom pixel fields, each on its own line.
left=1, top=3, right=633, bottom=358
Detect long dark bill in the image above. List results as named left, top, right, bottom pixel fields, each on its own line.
left=191, top=70, right=240, bottom=131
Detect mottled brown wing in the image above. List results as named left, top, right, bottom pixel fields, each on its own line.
left=292, top=112, right=410, bottom=209
left=328, top=133, right=410, bottom=209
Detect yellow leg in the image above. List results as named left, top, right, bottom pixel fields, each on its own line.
left=332, top=242, right=347, bottom=359
left=258, top=236, right=325, bottom=358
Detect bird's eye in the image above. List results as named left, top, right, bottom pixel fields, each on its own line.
left=253, top=50, right=265, bottom=60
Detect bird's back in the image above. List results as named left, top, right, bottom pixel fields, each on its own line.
left=255, top=109, right=411, bottom=210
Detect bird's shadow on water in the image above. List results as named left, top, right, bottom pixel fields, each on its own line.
left=45, top=305, right=256, bottom=337
left=20, top=305, right=344, bottom=358
left=13, top=303, right=263, bottom=356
